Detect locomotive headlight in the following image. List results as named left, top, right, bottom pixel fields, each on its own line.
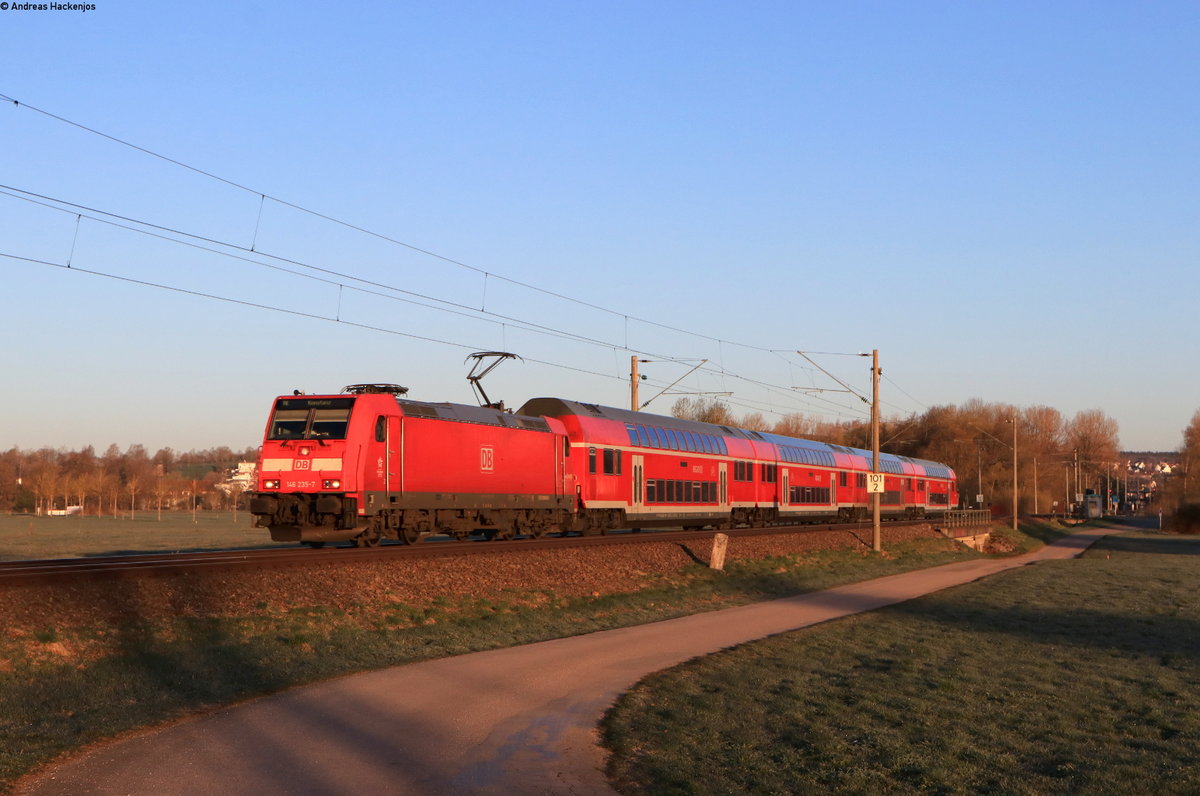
left=323, top=479, right=342, bottom=489
left=263, top=479, right=281, bottom=490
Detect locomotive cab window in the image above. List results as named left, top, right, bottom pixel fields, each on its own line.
left=267, top=397, right=354, bottom=441
left=270, top=408, right=309, bottom=439
left=310, top=408, right=351, bottom=438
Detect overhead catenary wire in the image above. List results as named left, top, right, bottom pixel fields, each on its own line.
left=0, top=183, right=865, bottom=421
left=1, top=93, right=926, bottom=423
left=8, top=244, right=842, bottom=419
left=0, top=184, right=660, bottom=354
left=0, top=248, right=628, bottom=384
left=0, top=93, right=770, bottom=352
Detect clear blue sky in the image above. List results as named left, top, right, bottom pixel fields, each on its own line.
left=1, top=1, right=1196, bottom=453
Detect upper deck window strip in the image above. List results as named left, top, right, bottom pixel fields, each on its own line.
left=624, top=424, right=729, bottom=455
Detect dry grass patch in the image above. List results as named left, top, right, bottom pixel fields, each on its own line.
left=603, top=531, right=1200, bottom=795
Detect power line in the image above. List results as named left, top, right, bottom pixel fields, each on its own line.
left=2, top=239, right=885, bottom=425
left=0, top=248, right=627, bottom=384
left=1, top=93, right=790, bottom=355
left=0, top=182, right=850, bottom=420
left=2, top=235, right=852, bottom=421
left=0, top=183, right=665, bottom=355
left=1, top=93, right=929, bottom=423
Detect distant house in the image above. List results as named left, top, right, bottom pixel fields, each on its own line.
left=216, top=462, right=257, bottom=495
left=46, top=506, right=83, bottom=517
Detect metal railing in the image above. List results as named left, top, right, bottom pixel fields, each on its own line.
left=939, top=510, right=992, bottom=535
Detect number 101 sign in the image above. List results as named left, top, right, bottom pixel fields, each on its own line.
left=866, top=472, right=885, bottom=494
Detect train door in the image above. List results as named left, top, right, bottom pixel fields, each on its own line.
left=631, top=454, right=644, bottom=511
left=386, top=416, right=401, bottom=495
left=781, top=470, right=790, bottom=510
left=719, top=462, right=728, bottom=506
left=555, top=434, right=566, bottom=500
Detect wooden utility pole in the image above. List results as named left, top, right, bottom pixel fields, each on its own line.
left=630, top=356, right=640, bottom=411
left=871, top=349, right=881, bottom=552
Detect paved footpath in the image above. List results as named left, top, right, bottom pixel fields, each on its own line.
left=18, top=527, right=1121, bottom=796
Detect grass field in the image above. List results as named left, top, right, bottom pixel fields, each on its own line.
left=602, top=530, right=1200, bottom=795
left=0, top=511, right=288, bottom=560
left=0, top=524, right=996, bottom=791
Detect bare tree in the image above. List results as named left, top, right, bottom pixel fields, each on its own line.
left=28, top=451, right=61, bottom=515
left=671, top=397, right=735, bottom=426
left=739, top=412, right=771, bottom=432
left=772, top=413, right=817, bottom=438
left=79, top=469, right=104, bottom=516
left=1179, top=409, right=1200, bottom=503
left=127, top=474, right=144, bottom=520
left=1066, top=409, right=1121, bottom=497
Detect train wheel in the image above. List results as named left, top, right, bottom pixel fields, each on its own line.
left=398, top=526, right=419, bottom=545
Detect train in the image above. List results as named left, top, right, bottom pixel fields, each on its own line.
left=248, top=384, right=959, bottom=547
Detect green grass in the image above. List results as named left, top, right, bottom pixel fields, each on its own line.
left=0, top=511, right=287, bottom=560
left=0, top=529, right=987, bottom=791
left=601, top=531, right=1200, bottom=795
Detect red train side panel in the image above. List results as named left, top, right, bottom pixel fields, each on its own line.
left=250, top=389, right=573, bottom=545
left=249, top=389, right=959, bottom=546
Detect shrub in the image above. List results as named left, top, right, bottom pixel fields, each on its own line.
left=1168, top=503, right=1200, bottom=534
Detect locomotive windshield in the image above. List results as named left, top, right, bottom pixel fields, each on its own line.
left=267, top=397, right=354, bottom=440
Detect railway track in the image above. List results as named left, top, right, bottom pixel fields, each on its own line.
left=0, top=520, right=915, bottom=586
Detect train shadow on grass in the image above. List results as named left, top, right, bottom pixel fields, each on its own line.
left=1083, top=532, right=1200, bottom=557
left=878, top=533, right=1200, bottom=663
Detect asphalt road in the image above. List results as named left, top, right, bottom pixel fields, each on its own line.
left=17, top=527, right=1120, bottom=796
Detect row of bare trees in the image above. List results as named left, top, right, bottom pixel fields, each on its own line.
left=0, top=444, right=258, bottom=516
left=1162, top=409, right=1200, bottom=513
left=672, top=397, right=1138, bottom=514
left=6, top=405, right=1195, bottom=518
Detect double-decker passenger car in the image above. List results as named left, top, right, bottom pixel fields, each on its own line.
left=249, top=386, right=958, bottom=547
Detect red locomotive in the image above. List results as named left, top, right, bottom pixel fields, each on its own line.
left=249, top=385, right=959, bottom=547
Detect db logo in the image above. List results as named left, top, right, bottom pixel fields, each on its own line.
left=480, top=446, right=495, bottom=472
left=294, top=459, right=311, bottom=470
